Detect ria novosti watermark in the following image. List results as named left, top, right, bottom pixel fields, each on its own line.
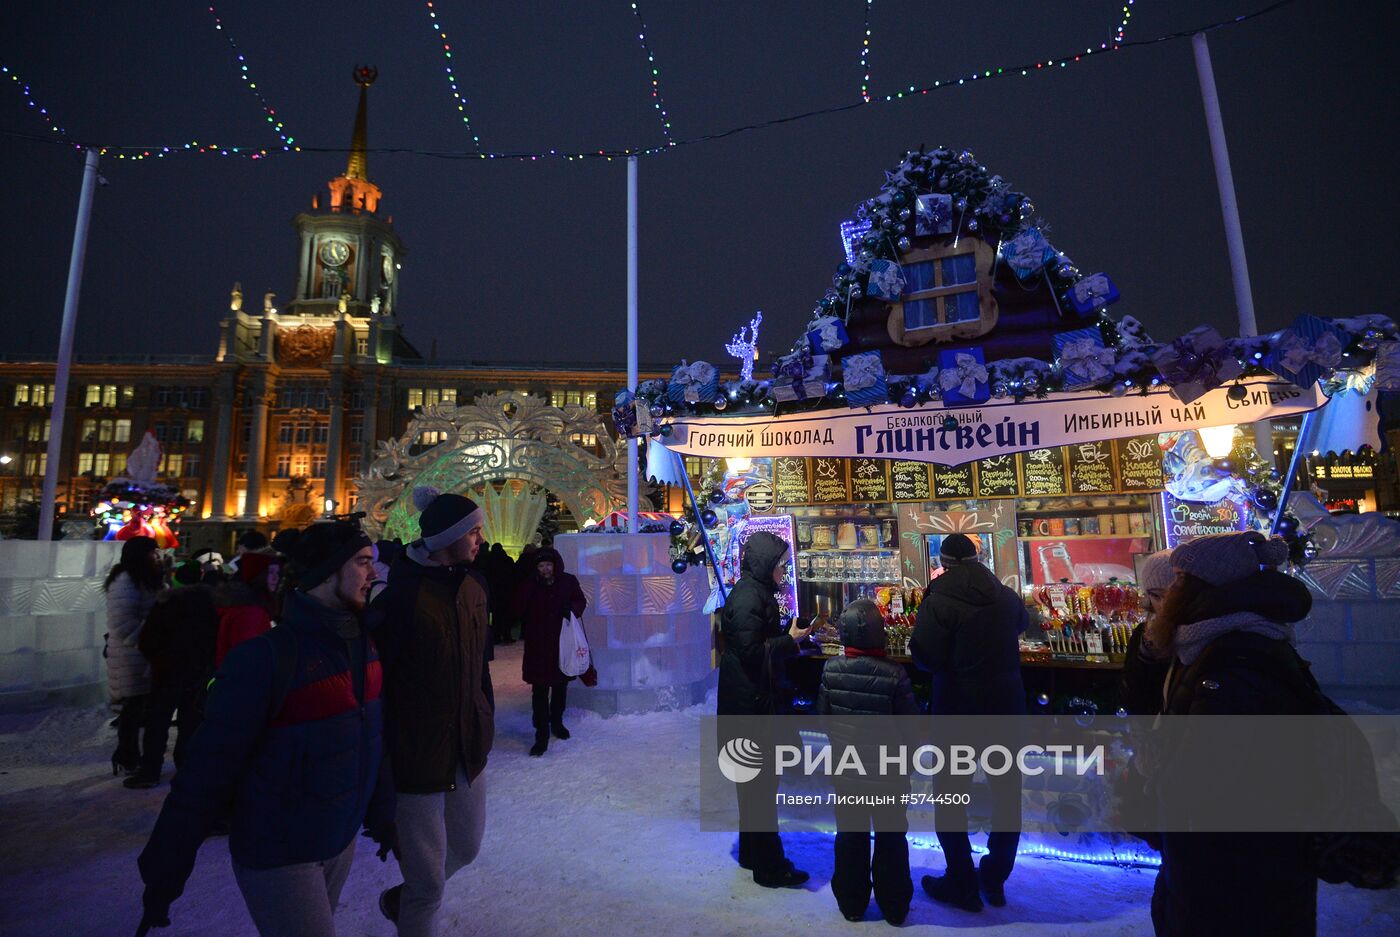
left=721, top=738, right=1105, bottom=783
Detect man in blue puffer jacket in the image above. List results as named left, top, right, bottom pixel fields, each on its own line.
left=136, top=521, right=396, bottom=937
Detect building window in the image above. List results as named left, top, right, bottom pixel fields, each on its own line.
left=440, top=388, right=456, bottom=406
left=571, top=433, right=598, bottom=448
left=94, top=453, right=110, bottom=476
left=114, top=419, right=131, bottom=443
left=69, top=485, right=93, bottom=515
left=16, top=384, right=54, bottom=407
left=102, top=385, right=118, bottom=407
left=187, top=419, right=204, bottom=443
left=169, top=421, right=185, bottom=443
left=156, top=386, right=173, bottom=406
left=889, top=240, right=996, bottom=344
left=418, top=430, right=447, bottom=446
left=567, top=391, right=582, bottom=407
left=120, top=385, right=135, bottom=407
left=584, top=391, right=597, bottom=410
left=188, top=388, right=207, bottom=409
left=347, top=455, right=362, bottom=477
left=27, top=420, right=50, bottom=443
left=23, top=453, right=46, bottom=476
left=111, top=454, right=126, bottom=476
left=356, top=336, right=369, bottom=356
left=312, top=455, right=327, bottom=477
left=407, top=387, right=424, bottom=409
left=278, top=422, right=294, bottom=443
left=273, top=455, right=291, bottom=478
left=153, top=422, right=167, bottom=443
left=98, top=420, right=115, bottom=442
left=314, top=423, right=330, bottom=444
left=292, top=455, right=310, bottom=477
left=84, top=385, right=103, bottom=407
left=13, top=385, right=29, bottom=406
left=163, top=454, right=184, bottom=477
left=295, top=423, right=312, bottom=445
left=550, top=390, right=566, bottom=407
left=241, top=420, right=252, bottom=444
left=81, top=419, right=97, bottom=442
left=408, top=387, right=455, bottom=409
left=350, top=421, right=364, bottom=443
left=78, top=453, right=93, bottom=475
left=184, top=454, right=201, bottom=478
left=348, top=389, right=366, bottom=409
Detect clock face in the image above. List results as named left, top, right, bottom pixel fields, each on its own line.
left=319, top=240, right=351, bottom=267
left=381, top=248, right=394, bottom=283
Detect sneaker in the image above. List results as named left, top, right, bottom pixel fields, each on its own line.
left=978, top=860, right=1006, bottom=907
left=754, top=863, right=810, bottom=888
left=122, top=774, right=160, bottom=790
left=921, top=873, right=982, bottom=912
left=550, top=723, right=571, bottom=740
left=378, top=884, right=402, bottom=923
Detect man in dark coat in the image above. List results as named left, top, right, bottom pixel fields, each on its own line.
left=128, top=561, right=219, bottom=788
left=910, top=533, right=1027, bottom=912
left=136, top=521, right=393, bottom=936
left=717, top=530, right=811, bottom=888
left=818, top=598, right=920, bottom=925
left=366, top=489, right=493, bottom=936
left=515, top=545, right=587, bottom=756
left=485, top=543, right=515, bottom=644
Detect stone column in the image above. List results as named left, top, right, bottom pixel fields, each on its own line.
left=295, top=229, right=312, bottom=299
left=208, top=370, right=236, bottom=518
left=361, top=372, right=380, bottom=464
left=324, top=371, right=345, bottom=513
left=242, top=373, right=272, bottom=519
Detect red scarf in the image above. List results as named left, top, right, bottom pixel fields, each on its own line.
left=843, top=646, right=887, bottom=658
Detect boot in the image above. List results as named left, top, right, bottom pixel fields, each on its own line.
left=550, top=722, right=571, bottom=740
left=378, top=884, right=402, bottom=923
left=921, top=873, right=982, bottom=912
left=530, top=731, right=548, bottom=757
left=123, top=773, right=160, bottom=790
left=754, top=860, right=810, bottom=888
left=978, top=857, right=1006, bottom=907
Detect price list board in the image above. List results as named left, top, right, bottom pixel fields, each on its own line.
left=810, top=457, right=850, bottom=503
left=974, top=455, right=1019, bottom=498
left=890, top=460, right=932, bottom=502
left=932, top=463, right=975, bottom=499
left=772, top=456, right=811, bottom=506
left=1067, top=441, right=1117, bottom=494
left=1114, top=435, right=1168, bottom=492
left=1018, top=448, right=1069, bottom=497
left=849, top=457, right=892, bottom=502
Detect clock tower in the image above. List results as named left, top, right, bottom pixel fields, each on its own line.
left=283, top=65, right=405, bottom=321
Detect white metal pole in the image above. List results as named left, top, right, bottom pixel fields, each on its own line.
left=39, top=148, right=101, bottom=542
left=1193, top=32, right=1272, bottom=455
left=626, top=156, right=640, bottom=532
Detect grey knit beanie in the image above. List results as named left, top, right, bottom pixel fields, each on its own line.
left=1138, top=549, right=1176, bottom=593
left=1170, top=531, right=1290, bottom=587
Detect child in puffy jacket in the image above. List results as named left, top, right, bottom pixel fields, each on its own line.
left=818, top=599, right=919, bottom=925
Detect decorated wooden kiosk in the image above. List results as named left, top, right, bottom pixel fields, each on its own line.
left=617, top=145, right=1397, bottom=721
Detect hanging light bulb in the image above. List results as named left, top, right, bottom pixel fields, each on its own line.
left=1198, top=425, right=1237, bottom=459
left=726, top=457, right=753, bottom=474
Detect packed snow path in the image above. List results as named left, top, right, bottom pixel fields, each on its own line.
left=2, top=641, right=1396, bottom=936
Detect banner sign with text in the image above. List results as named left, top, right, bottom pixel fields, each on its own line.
left=661, top=380, right=1327, bottom=468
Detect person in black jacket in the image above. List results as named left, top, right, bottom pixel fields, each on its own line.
left=819, top=598, right=919, bottom=924
left=1123, top=531, right=1320, bottom=937
left=136, top=521, right=393, bottom=937
left=485, top=543, right=516, bottom=644
left=717, top=530, right=811, bottom=888
left=366, top=488, right=493, bottom=936
left=126, top=561, right=219, bottom=788
left=910, top=533, right=1027, bottom=912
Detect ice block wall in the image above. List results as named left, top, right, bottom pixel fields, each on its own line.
left=0, top=540, right=123, bottom=707
left=554, top=532, right=716, bottom=714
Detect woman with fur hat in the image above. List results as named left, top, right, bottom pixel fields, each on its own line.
left=1124, top=530, right=1319, bottom=936
left=104, top=536, right=167, bottom=777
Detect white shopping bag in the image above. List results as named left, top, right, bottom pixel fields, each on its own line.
left=558, top=612, right=592, bottom=677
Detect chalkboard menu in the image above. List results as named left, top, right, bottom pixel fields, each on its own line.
left=932, top=463, right=975, bottom=498
left=849, top=457, right=891, bottom=502
left=810, top=457, right=850, bottom=503
left=890, top=460, right=932, bottom=501
left=1067, top=441, right=1117, bottom=494
left=974, top=455, right=1019, bottom=498
left=1115, top=435, right=1167, bottom=491
left=773, top=456, right=811, bottom=505
left=1019, top=448, right=1069, bottom=496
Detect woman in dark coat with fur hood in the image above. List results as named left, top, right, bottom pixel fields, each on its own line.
left=717, top=530, right=812, bottom=889
left=1124, top=530, right=1320, bottom=937
left=515, top=546, right=587, bottom=756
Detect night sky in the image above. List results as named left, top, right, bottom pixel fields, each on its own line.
left=2, top=1, right=1395, bottom=369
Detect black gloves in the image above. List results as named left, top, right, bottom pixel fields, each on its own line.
left=363, top=822, right=398, bottom=862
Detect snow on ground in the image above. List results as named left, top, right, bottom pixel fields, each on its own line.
left=2, top=641, right=1397, bottom=937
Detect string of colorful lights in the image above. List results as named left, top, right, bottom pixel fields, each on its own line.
left=628, top=1, right=676, bottom=145
left=859, top=0, right=874, bottom=103
left=424, top=0, right=482, bottom=150
left=1, top=1, right=1288, bottom=164
left=2, top=65, right=66, bottom=138
left=205, top=4, right=296, bottom=150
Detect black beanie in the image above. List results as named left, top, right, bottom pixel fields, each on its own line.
left=290, top=520, right=371, bottom=588
left=413, top=487, right=485, bottom=551
left=939, top=533, right=977, bottom=564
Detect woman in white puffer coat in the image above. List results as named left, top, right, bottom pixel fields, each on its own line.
left=104, top=536, right=165, bottom=776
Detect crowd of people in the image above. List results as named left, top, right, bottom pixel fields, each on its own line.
left=716, top=529, right=1394, bottom=934
left=102, top=489, right=595, bottom=937
left=104, top=500, right=1391, bottom=935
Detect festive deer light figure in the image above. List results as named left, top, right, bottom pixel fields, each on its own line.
left=725, top=310, right=763, bottom=382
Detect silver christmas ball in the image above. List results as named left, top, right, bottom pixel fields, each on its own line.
left=955, top=197, right=968, bottom=212
left=1024, top=373, right=1040, bottom=393
left=898, top=207, right=912, bottom=221
left=897, top=236, right=911, bottom=251
left=849, top=287, right=863, bottom=300
left=649, top=403, right=665, bottom=418
left=966, top=219, right=979, bottom=231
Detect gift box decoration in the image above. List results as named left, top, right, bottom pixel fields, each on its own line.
left=841, top=351, right=888, bottom=408
left=1001, top=227, right=1057, bottom=281
left=938, top=348, right=991, bottom=406
left=865, top=259, right=906, bottom=301
left=771, top=350, right=831, bottom=402
left=667, top=359, right=719, bottom=404
left=1375, top=342, right=1400, bottom=392
left=1069, top=273, right=1120, bottom=313
left=1151, top=325, right=1244, bottom=404
left=806, top=316, right=849, bottom=354
left=1054, top=328, right=1117, bottom=387
left=1264, top=313, right=1348, bottom=389
left=915, top=193, right=954, bottom=236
